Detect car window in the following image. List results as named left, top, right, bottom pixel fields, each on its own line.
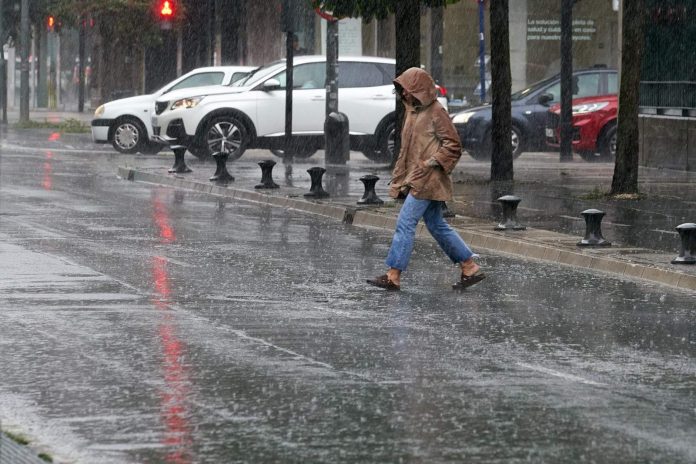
left=237, top=61, right=285, bottom=87
left=607, top=73, right=618, bottom=94
left=339, top=62, right=388, bottom=88
left=574, top=73, right=601, bottom=98
left=512, top=75, right=559, bottom=101
left=228, top=71, right=251, bottom=86
left=539, top=73, right=602, bottom=104
left=274, top=63, right=326, bottom=90
left=167, top=72, right=225, bottom=92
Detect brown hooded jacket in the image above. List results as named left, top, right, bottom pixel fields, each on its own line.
left=389, top=67, right=462, bottom=201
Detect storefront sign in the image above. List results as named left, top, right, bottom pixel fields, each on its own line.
left=526, top=18, right=597, bottom=41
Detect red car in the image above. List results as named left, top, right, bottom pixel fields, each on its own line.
left=546, top=94, right=618, bottom=161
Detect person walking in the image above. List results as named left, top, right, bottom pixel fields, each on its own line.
left=367, top=67, right=485, bottom=291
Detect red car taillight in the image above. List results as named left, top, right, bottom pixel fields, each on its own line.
left=435, top=84, right=447, bottom=98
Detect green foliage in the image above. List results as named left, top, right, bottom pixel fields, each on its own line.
left=42, top=0, right=164, bottom=47
left=38, top=453, right=54, bottom=463
left=5, top=431, right=30, bottom=445
left=312, top=0, right=460, bottom=21
left=14, top=118, right=89, bottom=133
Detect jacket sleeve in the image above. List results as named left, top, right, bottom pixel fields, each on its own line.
left=430, top=106, right=462, bottom=174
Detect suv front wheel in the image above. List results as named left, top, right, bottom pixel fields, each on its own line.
left=203, top=115, right=248, bottom=161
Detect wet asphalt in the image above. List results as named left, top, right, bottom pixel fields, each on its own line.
left=0, top=129, right=695, bottom=463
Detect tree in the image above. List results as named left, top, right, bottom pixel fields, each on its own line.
left=489, top=0, right=512, bottom=181
left=47, top=0, right=168, bottom=103
left=610, top=0, right=646, bottom=195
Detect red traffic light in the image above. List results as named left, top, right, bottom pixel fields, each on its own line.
left=159, top=0, right=174, bottom=18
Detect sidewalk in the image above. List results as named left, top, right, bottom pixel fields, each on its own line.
left=118, top=150, right=696, bottom=292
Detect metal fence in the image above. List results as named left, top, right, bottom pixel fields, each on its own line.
left=641, top=0, right=696, bottom=109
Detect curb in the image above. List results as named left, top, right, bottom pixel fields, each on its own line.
left=119, top=166, right=696, bottom=293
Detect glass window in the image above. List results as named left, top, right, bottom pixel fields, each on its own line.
left=574, top=73, right=601, bottom=98
left=229, top=71, right=251, bottom=86
left=538, top=73, right=602, bottom=104
left=168, top=72, right=224, bottom=92
left=275, top=63, right=326, bottom=90
left=607, top=73, right=618, bottom=94
left=339, top=62, right=387, bottom=88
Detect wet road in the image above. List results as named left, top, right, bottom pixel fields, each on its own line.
left=1, top=129, right=695, bottom=463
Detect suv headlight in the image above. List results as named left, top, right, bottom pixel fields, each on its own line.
left=170, top=96, right=204, bottom=110
left=94, top=105, right=105, bottom=117
left=572, top=102, right=609, bottom=114
left=452, top=111, right=475, bottom=124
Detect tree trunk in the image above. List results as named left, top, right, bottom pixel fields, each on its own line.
left=489, top=0, right=513, bottom=181
left=391, top=0, right=421, bottom=166
left=611, top=0, right=645, bottom=195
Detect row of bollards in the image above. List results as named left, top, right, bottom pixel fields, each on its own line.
left=169, top=151, right=385, bottom=205
left=494, top=195, right=696, bottom=265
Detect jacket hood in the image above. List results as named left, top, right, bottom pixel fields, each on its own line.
left=394, top=67, right=438, bottom=107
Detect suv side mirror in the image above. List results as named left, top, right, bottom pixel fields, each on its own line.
left=262, top=79, right=281, bottom=91
left=538, top=93, right=553, bottom=106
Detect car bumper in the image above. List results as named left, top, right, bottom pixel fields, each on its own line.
left=545, top=117, right=597, bottom=152
left=151, top=117, right=190, bottom=145
left=455, top=123, right=484, bottom=150
left=90, top=118, right=112, bottom=143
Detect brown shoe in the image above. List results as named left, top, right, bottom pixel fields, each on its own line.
left=452, top=270, right=486, bottom=291
left=367, top=274, right=401, bottom=291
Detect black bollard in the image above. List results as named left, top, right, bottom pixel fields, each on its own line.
left=255, top=160, right=279, bottom=189
left=495, top=195, right=526, bottom=230
left=671, top=223, right=696, bottom=264
left=577, top=209, right=611, bottom=246
left=168, top=146, right=191, bottom=173
left=304, top=167, right=329, bottom=198
left=357, top=175, right=384, bottom=205
left=209, top=151, right=234, bottom=183
left=442, top=202, right=456, bottom=218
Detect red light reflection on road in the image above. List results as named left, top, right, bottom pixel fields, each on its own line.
left=42, top=151, right=54, bottom=190
left=151, top=255, right=194, bottom=463
left=48, top=132, right=61, bottom=141
left=152, top=192, right=176, bottom=243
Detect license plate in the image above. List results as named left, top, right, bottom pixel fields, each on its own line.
left=545, top=128, right=554, bottom=138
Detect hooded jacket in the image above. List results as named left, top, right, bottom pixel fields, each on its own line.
left=389, top=67, right=462, bottom=201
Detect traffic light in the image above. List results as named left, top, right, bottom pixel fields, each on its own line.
left=159, top=0, right=174, bottom=19
left=157, top=0, right=175, bottom=29
left=47, top=15, right=55, bottom=32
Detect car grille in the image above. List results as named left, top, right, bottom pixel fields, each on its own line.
left=155, top=101, right=168, bottom=115
left=547, top=112, right=560, bottom=129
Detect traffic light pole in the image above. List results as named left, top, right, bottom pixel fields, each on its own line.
left=78, top=17, right=85, bottom=112
left=559, top=0, right=574, bottom=162
left=19, top=0, right=30, bottom=122
left=0, top=0, right=6, bottom=124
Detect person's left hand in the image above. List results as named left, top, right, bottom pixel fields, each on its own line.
left=423, top=158, right=440, bottom=169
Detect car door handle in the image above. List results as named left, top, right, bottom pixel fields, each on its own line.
left=311, top=96, right=325, bottom=101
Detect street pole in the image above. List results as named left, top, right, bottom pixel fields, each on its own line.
left=78, top=17, right=85, bottom=112
left=285, top=30, right=294, bottom=153
left=559, top=0, right=574, bottom=162
left=0, top=0, right=6, bottom=124
left=430, top=6, right=443, bottom=85
left=478, top=0, right=486, bottom=103
left=19, top=0, right=29, bottom=122
left=325, top=19, right=338, bottom=116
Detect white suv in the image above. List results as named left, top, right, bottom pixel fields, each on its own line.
left=91, top=65, right=254, bottom=154
left=151, top=56, right=445, bottom=162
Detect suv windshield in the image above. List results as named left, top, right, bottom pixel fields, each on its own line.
left=235, top=61, right=286, bottom=87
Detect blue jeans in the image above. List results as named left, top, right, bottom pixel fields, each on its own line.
left=386, top=194, right=475, bottom=271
